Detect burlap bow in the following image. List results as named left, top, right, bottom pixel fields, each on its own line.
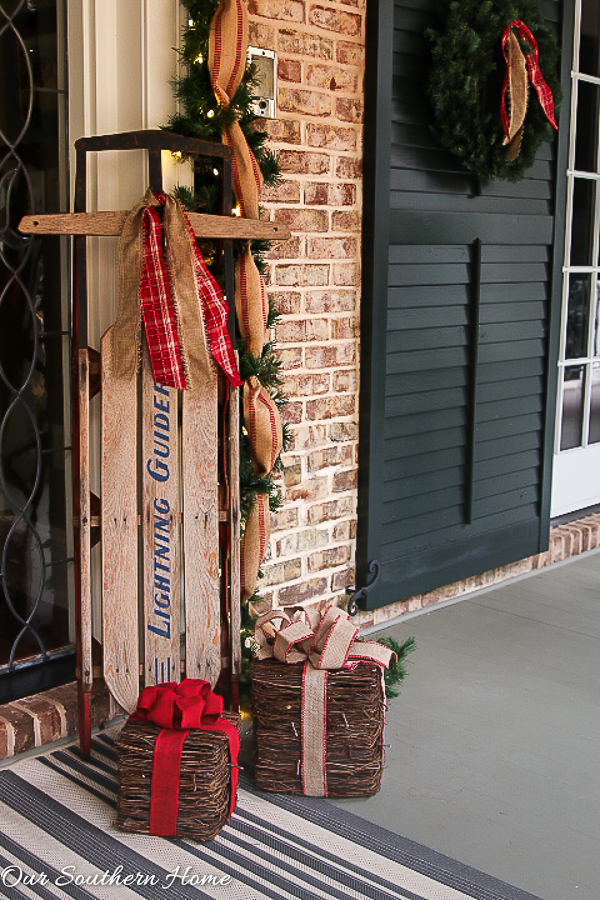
left=255, top=605, right=395, bottom=796
left=130, top=679, right=240, bottom=835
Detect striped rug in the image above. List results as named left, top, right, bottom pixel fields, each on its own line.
left=0, top=729, right=543, bottom=900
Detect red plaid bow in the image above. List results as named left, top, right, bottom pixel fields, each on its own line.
left=139, top=195, right=241, bottom=390
left=501, top=20, right=557, bottom=141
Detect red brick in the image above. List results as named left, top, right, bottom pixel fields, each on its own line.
left=274, top=207, right=329, bottom=232
left=309, top=5, right=361, bottom=36
left=287, top=476, right=330, bottom=503
left=332, top=210, right=361, bottom=231
left=261, top=178, right=301, bottom=203
left=278, top=28, right=334, bottom=60
left=333, top=261, right=360, bottom=285
left=276, top=346, right=303, bottom=369
left=41, top=684, right=79, bottom=734
left=305, top=342, right=355, bottom=368
left=269, top=290, right=302, bottom=315
left=276, top=528, right=330, bottom=556
left=270, top=507, right=300, bottom=531
left=336, top=156, right=363, bottom=179
left=256, top=118, right=302, bottom=144
left=284, top=462, right=302, bottom=486
left=307, top=395, right=356, bottom=420
left=304, top=182, right=356, bottom=206
left=278, top=58, right=303, bottom=82
left=281, top=400, right=303, bottom=424
left=336, top=40, right=365, bottom=66
left=308, top=496, right=355, bottom=525
left=0, top=706, right=35, bottom=755
left=306, top=63, right=358, bottom=92
left=330, top=316, right=358, bottom=339
left=306, top=122, right=358, bottom=151
left=263, top=558, right=302, bottom=585
left=279, top=149, right=331, bottom=175
left=249, top=0, right=305, bottom=22
left=333, top=469, right=358, bottom=492
left=279, top=577, right=329, bottom=605
left=249, top=20, right=276, bottom=47
left=267, top=235, right=303, bottom=260
left=307, top=545, right=352, bottom=572
left=13, top=696, right=63, bottom=745
left=0, top=718, right=10, bottom=759
left=285, top=372, right=331, bottom=396
left=333, top=368, right=358, bottom=392
left=275, top=318, right=329, bottom=342
left=330, top=421, right=359, bottom=441
left=308, top=236, right=358, bottom=259
left=333, top=519, right=357, bottom=541
left=279, top=87, right=332, bottom=117
left=307, top=444, right=353, bottom=471
left=288, top=424, right=328, bottom=450
left=332, top=566, right=355, bottom=591
left=274, top=263, right=330, bottom=287
left=336, top=97, right=363, bottom=123
left=305, top=289, right=357, bottom=313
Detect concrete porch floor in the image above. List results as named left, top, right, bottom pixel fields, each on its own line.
left=333, top=550, right=600, bottom=900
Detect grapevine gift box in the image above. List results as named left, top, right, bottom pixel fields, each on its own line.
left=116, top=679, right=240, bottom=841
left=251, top=605, right=395, bottom=797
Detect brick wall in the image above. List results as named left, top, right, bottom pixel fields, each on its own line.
left=248, top=0, right=366, bottom=609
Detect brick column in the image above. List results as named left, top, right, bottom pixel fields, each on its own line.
left=248, top=0, right=366, bottom=610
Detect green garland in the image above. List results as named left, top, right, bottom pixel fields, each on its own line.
left=164, top=1, right=290, bottom=604
left=425, top=0, right=561, bottom=182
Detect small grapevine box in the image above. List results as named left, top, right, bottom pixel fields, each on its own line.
left=116, top=680, right=240, bottom=841
left=251, top=606, right=394, bottom=798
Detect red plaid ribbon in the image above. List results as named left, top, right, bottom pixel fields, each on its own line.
left=139, top=194, right=241, bottom=389
left=140, top=204, right=186, bottom=389
left=501, top=20, right=557, bottom=141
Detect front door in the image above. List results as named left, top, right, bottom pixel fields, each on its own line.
left=552, top=0, right=600, bottom=516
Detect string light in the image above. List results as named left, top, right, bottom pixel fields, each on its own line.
left=207, top=109, right=215, bottom=118
left=213, top=167, right=219, bottom=176
left=195, top=53, right=204, bottom=64
left=233, top=205, right=241, bottom=216
left=172, top=150, right=182, bottom=159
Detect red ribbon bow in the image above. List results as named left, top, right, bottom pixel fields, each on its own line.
left=131, top=679, right=240, bottom=837
left=500, top=20, right=557, bottom=141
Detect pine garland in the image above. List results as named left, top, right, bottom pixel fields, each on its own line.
left=164, top=0, right=289, bottom=582
left=425, top=0, right=561, bottom=182
left=378, top=636, right=416, bottom=700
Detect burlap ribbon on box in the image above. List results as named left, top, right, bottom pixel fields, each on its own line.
left=113, top=188, right=240, bottom=389
left=209, top=0, right=283, bottom=601
left=255, top=605, right=395, bottom=796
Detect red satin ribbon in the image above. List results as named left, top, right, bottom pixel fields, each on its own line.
left=500, top=20, right=557, bottom=140
left=130, top=679, right=240, bottom=837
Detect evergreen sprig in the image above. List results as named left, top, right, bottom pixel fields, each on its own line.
left=378, top=636, right=416, bottom=700
left=165, top=1, right=288, bottom=610
left=425, top=0, right=562, bottom=182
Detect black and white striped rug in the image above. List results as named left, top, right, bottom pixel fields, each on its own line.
left=0, top=730, right=543, bottom=900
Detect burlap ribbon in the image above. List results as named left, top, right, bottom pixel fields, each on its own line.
left=130, top=679, right=240, bottom=836
left=208, top=0, right=283, bottom=601
left=255, top=605, right=395, bottom=796
left=115, top=189, right=212, bottom=389
left=500, top=20, right=557, bottom=161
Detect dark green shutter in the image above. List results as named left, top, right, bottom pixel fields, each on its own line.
left=356, top=0, right=572, bottom=610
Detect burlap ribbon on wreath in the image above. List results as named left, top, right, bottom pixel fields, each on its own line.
left=255, top=605, right=395, bottom=796
left=209, top=0, right=283, bottom=601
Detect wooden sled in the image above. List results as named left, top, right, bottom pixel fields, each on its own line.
left=19, top=131, right=289, bottom=755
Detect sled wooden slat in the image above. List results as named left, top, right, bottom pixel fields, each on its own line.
left=182, top=370, right=220, bottom=686
left=142, top=348, right=180, bottom=686
left=101, top=326, right=140, bottom=713
left=229, top=384, right=242, bottom=678
left=78, top=348, right=93, bottom=691
left=18, top=211, right=290, bottom=242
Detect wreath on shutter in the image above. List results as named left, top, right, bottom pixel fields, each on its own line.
left=425, top=0, right=562, bottom=182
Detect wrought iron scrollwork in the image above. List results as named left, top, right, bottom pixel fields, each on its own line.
left=345, top=559, right=381, bottom=616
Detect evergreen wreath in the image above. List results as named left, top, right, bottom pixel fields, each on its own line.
left=164, top=0, right=290, bottom=605
left=425, top=0, right=562, bottom=182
